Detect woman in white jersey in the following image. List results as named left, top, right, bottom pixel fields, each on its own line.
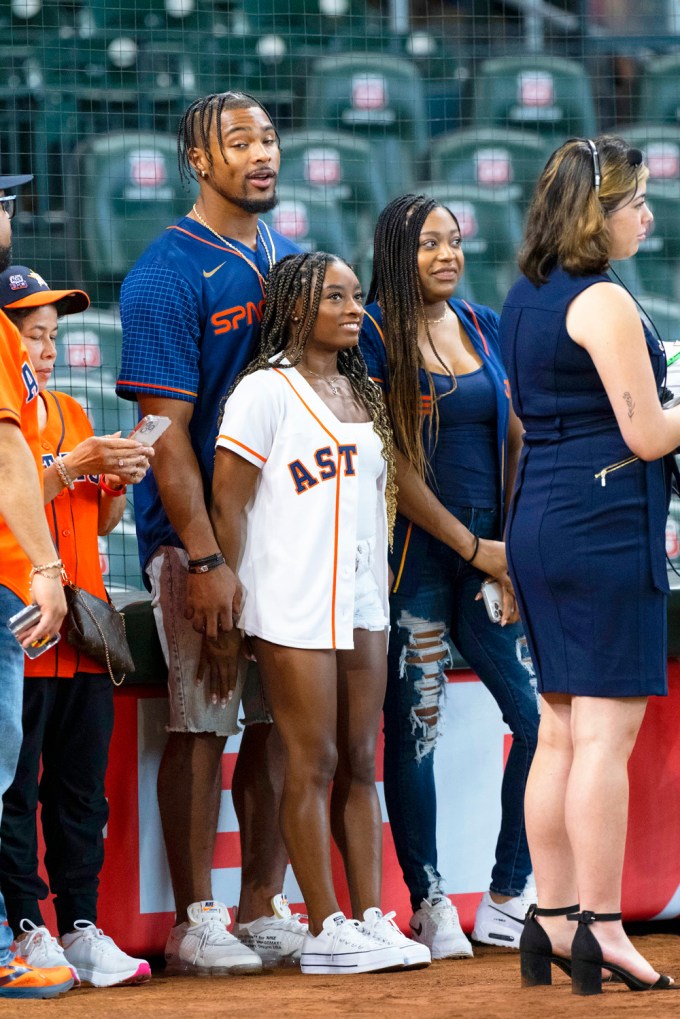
left=211, top=252, right=430, bottom=975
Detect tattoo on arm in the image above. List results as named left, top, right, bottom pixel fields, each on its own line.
left=623, top=391, right=635, bottom=420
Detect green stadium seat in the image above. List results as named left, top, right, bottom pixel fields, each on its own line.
left=625, top=125, right=680, bottom=186
left=0, top=0, right=68, bottom=39
left=304, top=53, right=429, bottom=198
left=65, top=131, right=197, bottom=303
left=261, top=184, right=353, bottom=261
left=278, top=131, right=387, bottom=253
left=428, top=184, right=524, bottom=312
left=471, top=55, right=597, bottom=142
left=638, top=55, right=680, bottom=128
left=196, top=33, right=296, bottom=128
left=83, top=0, right=219, bottom=37
left=633, top=182, right=680, bottom=302
left=429, top=128, right=551, bottom=206
left=238, top=0, right=369, bottom=43
left=57, top=308, right=123, bottom=376
left=0, top=45, right=41, bottom=189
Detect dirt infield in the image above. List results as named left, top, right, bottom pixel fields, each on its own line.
left=4, top=934, right=680, bottom=1019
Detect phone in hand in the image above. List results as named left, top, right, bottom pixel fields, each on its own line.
left=128, top=415, right=171, bottom=445
left=481, top=579, right=503, bottom=624
left=8, top=603, right=60, bottom=658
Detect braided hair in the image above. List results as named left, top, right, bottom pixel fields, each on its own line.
left=177, top=91, right=277, bottom=185
left=367, top=193, right=459, bottom=482
left=235, top=251, right=397, bottom=542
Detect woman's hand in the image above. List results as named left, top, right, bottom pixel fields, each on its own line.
left=473, top=539, right=519, bottom=625
left=64, top=433, right=154, bottom=486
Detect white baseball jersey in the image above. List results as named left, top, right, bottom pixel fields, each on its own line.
left=216, top=364, right=389, bottom=649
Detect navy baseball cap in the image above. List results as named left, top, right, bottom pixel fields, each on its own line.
left=0, top=266, right=89, bottom=316
left=0, top=173, right=33, bottom=190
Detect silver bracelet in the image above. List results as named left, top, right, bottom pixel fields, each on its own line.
left=54, top=456, right=74, bottom=491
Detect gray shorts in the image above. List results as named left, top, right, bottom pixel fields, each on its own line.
left=146, top=546, right=270, bottom=736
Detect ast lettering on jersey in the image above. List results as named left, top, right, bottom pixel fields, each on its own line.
left=211, top=300, right=266, bottom=336
left=288, top=445, right=360, bottom=495
left=22, top=362, right=39, bottom=402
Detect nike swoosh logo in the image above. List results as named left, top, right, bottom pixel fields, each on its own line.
left=489, top=905, right=525, bottom=925
left=203, top=262, right=226, bottom=278
left=410, top=923, right=423, bottom=936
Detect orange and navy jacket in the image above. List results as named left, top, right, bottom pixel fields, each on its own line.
left=0, top=310, right=42, bottom=604
left=360, top=298, right=511, bottom=597
left=25, top=390, right=107, bottom=677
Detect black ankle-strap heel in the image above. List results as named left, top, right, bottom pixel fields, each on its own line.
left=569, top=910, right=676, bottom=996
left=519, top=903, right=579, bottom=987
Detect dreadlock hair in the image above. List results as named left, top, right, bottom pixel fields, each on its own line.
left=367, top=193, right=459, bottom=482
left=231, top=251, right=397, bottom=542
left=177, top=91, right=277, bottom=186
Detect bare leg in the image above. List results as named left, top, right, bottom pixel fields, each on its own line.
left=234, top=722, right=289, bottom=923
left=157, top=731, right=226, bottom=922
left=331, top=629, right=387, bottom=918
left=523, top=693, right=576, bottom=957
left=566, top=695, right=659, bottom=982
left=253, top=638, right=339, bottom=935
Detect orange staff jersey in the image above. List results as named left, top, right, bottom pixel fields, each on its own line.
left=0, top=309, right=43, bottom=605
left=24, top=390, right=107, bottom=677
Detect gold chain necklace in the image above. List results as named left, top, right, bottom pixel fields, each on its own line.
left=300, top=363, right=343, bottom=396
left=424, top=304, right=451, bottom=326
left=191, top=204, right=275, bottom=288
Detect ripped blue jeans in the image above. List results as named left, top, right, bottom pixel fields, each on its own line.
left=383, top=507, right=539, bottom=909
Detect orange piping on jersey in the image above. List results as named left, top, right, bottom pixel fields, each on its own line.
left=218, top=435, right=267, bottom=463
left=461, top=300, right=490, bottom=356
left=392, top=521, right=412, bottom=594
left=363, top=309, right=386, bottom=346
left=117, top=379, right=198, bottom=398
left=167, top=224, right=252, bottom=255
left=273, top=368, right=341, bottom=646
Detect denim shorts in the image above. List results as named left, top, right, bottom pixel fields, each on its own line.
left=146, top=546, right=270, bottom=736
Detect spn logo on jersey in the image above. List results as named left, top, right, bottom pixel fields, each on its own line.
left=211, top=300, right=266, bottom=336
left=288, top=445, right=357, bottom=494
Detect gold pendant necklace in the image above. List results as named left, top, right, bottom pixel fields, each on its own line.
left=191, top=204, right=275, bottom=286
left=300, top=364, right=342, bottom=396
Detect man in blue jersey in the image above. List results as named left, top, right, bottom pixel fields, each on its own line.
left=117, top=93, right=305, bottom=974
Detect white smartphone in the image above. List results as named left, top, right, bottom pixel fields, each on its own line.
left=481, top=579, right=503, bottom=624
left=7, top=603, right=61, bottom=658
left=128, top=414, right=171, bottom=445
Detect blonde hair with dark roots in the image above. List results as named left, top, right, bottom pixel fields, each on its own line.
left=519, top=135, right=649, bottom=285
left=231, top=251, right=397, bottom=543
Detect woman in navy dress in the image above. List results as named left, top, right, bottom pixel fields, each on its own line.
left=500, top=136, right=680, bottom=994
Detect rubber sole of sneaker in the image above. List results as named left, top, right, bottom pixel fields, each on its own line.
left=77, top=962, right=153, bottom=988
left=165, top=961, right=263, bottom=977
left=0, top=977, right=74, bottom=999
left=301, top=954, right=405, bottom=975
left=471, top=923, right=521, bottom=950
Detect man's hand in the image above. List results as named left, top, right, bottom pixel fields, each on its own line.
left=196, top=628, right=243, bottom=708
left=184, top=563, right=243, bottom=637
left=21, top=574, right=67, bottom=647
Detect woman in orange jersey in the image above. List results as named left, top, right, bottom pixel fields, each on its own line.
left=0, top=267, right=154, bottom=988
left=212, top=252, right=431, bottom=975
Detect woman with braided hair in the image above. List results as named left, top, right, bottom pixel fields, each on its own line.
left=359, top=194, right=539, bottom=960
left=211, top=251, right=430, bottom=975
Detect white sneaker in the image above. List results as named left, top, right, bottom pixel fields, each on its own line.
left=165, top=901, right=262, bottom=976
left=472, top=887, right=537, bottom=949
left=61, top=921, right=151, bottom=987
left=300, top=911, right=405, bottom=975
left=361, top=908, right=431, bottom=969
left=16, top=920, right=80, bottom=986
left=409, top=897, right=474, bottom=960
left=232, top=893, right=307, bottom=967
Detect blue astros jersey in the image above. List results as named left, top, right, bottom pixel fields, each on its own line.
left=116, top=215, right=300, bottom=573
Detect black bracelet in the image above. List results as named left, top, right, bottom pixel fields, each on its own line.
left=187, top=553, right=226, bottom=574
left=463, top=534, right=480, bottom=566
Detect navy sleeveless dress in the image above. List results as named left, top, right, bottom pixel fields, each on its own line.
left=499, top=267, right=669, bottom=697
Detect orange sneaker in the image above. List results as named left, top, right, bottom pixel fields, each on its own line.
left=0, top=957, right=74, bottom=998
